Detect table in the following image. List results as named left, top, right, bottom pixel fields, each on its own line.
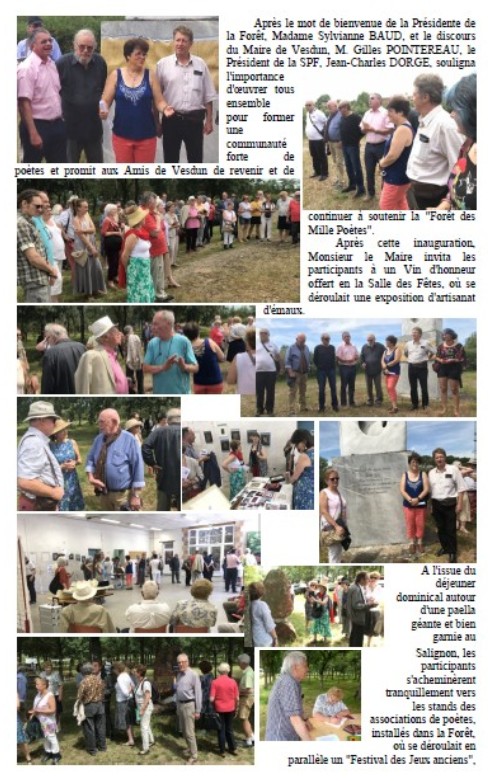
left=231, top=478, right=293, bottom=510
left=308, top=713, right=362, bottom=741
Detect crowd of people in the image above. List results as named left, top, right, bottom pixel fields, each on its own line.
left=258, top=326, right=468, bottom=417
left=306, top=72, right=477, bottom=210
left=17, top=22, right=217, bottom=164
left=321, top=449, right=476, bottom=564
left=17, top=185, right=299, bottom=303
left=17, top=652, right=255, bottom=764
left=17, top=401, right=182, bottom=512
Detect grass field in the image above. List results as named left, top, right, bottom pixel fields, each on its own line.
left=18, top=229, right=300, bottom=305
left=240, top=371, right=476, bottom=418
left=20, top=677, right=253, bottom=766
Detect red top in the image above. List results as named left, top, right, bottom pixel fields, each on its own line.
left=210, top=675, right=239, bottom=713
left=288, top=199, right=300, bottom=222
left=143, top=211, right=167, bottom=256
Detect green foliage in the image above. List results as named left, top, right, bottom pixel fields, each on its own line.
left=351, top=91, right=370, bottom=115
left=464, top=331, right=476, bottom=371
left=17, top=16, right=125, bottom=54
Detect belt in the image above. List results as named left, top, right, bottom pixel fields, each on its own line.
left=177, top=699, right=195, bottom=704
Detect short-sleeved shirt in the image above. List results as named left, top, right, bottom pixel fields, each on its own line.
left=239, top=666, right=255, bottom=693
left=251, top=600, right=275, bottom=647
left=406, top=105, right=464, bottom=187
left=265, top=673, right=304, bottom=740
left=336, top=342, right=359, bottom=364
left=428, top=464, right=466, bottom=500
left=78, top=674, right=104, bottom=704
left=17, top=51, right=62, bottom=119
left=17, top=426, right=64, bottom=497
left=135, top=679, right=152, bottom=708
left=210, top=676, right=239, bottom=713
left=17, top=211, right=50, bottom=290
left=156, top=54, right=217, bottom=113
left=144, top=334, right=197, bottom=394
left=404, top=339, right=434, bottom=364
left=313, top=693, right=348, bottom=717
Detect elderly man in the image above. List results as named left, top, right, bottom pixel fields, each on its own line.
left=125, top=581, right=171, bottom=632
left=56, top=29, right=107, bottom=163
left=265, top=651, right=310, bottom=741
left=304, top=100, right=328, bottom=181
left=86, top=408, right=145, bottom=511
left=75, top=316, right=128, bottom=394
left=17, top=27, right=67, bottom=163
left=17, top=400, right=64, bottom=511
left=428, top=448, right=467, bottom=563
left=76, top=662, right=107, bottom=756
left=142, top=408, right=181, bottom=511
left=256, top=327, right=280, bottom=416
left=143, top=310, right=197, bottom=394
left=313, top=333, right=338, bottom=413
left=339, top=101, right=365, bottom=197
left=324, top=100, right=345, bottom=188
left=404, top=326, right=435, bottom=410
left=360, top=334, right=385, bottom=407
left=140, top=191, right=172, bottom=303
left=360, top=93, right=393, bottom=201
left=336, top=332, right=359, bottom=408
left=123, top=325, right=144, bottom=395
left=346, top=571, right=376, bottom=647
left=40, top=323, right=86, bottom=394
left=60, top=581, right=115, bottom=633
left=407, top=73, right=464, bottom=208
left=17, top=189, right=58, bottom=302
left=237, top=654, right=255, bottom=747
left=156, top=25, right=217, bottom=163
left=17, top=16, right=62, bottom=62
left=175, top=653, right=202, bottom=764
left=285, top=333, right=311, bottom=415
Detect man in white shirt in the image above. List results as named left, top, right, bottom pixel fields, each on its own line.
left=406, top=73, right=464, bottom=208
left=256, top=328, right=280, bottom=416
left=428, top=448, right=467, bottom=563
left=360, top=93, right=393, bottom=201
left=304, top=101, right=328, bottom=181
left=156, top=25, right=217, bottom=163
left=404, top=327, right=435, bottom=410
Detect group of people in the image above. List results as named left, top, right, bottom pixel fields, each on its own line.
left=217, top=190, right=301, bottom=248
left=259, top=327, right=467, bottom=417
left=18, top=653, right=255, bottom=764
left=17, top=21, right=217, bottom=164
left=307, top=71, right=476, bottom=210
left=321, top=448, right=476, bottom=564
left=17, top=400, right=182, bottom=512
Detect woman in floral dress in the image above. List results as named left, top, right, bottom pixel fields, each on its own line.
left=49, top=420, right=84, bottom=511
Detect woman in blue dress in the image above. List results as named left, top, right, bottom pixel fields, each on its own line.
left=49, top=419, right=85, bottom=511
left=289, top=428, right=315, bottom=510
left=309, top=583, right=332, bottom=644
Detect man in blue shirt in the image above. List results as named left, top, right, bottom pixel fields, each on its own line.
left=17, top=17, right=62, bottom=62
left=265, top=652, right=311, bottom=741
left=285, top=333, right=311, bottom=415
left=86, top=408, right=145, bottom=511
left=143, top=310, right=197, bottom=394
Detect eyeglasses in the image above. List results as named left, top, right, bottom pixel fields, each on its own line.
left=32, top=203, right=44, bottom=210
left=77, top=44, right=94, bottom=52
left=329, top=476, right=339, bottom=481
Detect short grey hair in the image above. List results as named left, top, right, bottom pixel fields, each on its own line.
left=237, top=654, right=250, bottom=665
left=414, top=73, right=444, bottom=106
left=45, top=323, right=68, bottom=342
left=56, top=557, right=68, bottom=568
left=74, top=29, right=97, bottom=48
left=156, top=310, right=175, bottom=326
left=81, top=662, right=94, bottom=676
left=218, top=662, right=230, bottom=674
left=140, top=191, right=157, bottom=206
left=104, top=202, right=118, bottom=216
left=281, top=651, right=307, bottom=675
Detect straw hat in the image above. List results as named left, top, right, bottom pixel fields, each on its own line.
left=51, top=419, right=71, bottom=436
left=126, top=206, right=148, bottom=227
left=71, top=581, right=97, bottom=601
left=125, top=418, right=143, bottom=431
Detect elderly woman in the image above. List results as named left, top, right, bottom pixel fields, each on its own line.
left=72, top=199, right=106, bottom=298
left=379, top=96, right=414, bottom=209
left=133, top=664, right=155, bottom=755
left=180, top=196, right=201, bottom=253
left=183, top=321, right=225, bottom=394
left=227, top=328, right=256, bottom=395
left=170, top=578, right=217, bottom=630
left=113, top=661, right=135, bottom=747
left=320, top=468, right=348, bottom=563
left=100, top=37, right=173, bottom=163
left=238, top=194, right=252, bottom=242
left=29, top=676, right=61, bottom=764
left=308, top=583, right=332, bottom=645
left=400, top=452, right=430, bottom=556
left=435, top=328, right=466, bottom=416
left=289, top=429, right=315, bottom=510
left=121, top=205, right=154, bottom=302
left=249, top=581, right=277, bottom=647
left=77, top=662, right=106, bottom=756
left=125, top=580, right=171, bottom=632
left=100, top=203, right=123, bottom=289
left=222, top=440, right=247, bottom=501
left=221, top=199, right=237, bottom=249
left=49, top=419, right=84, bottom=511
left=382, top=335, right=402, bottom=414
left=435, top=73, right=476, bottom=210
left=210, top=663, right=239, bottom=757
left=53, top=557, right=71, bottom=592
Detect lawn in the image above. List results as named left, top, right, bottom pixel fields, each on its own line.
left=240, top=371, right=477, bottom=418
left=20, top=678, right=253, bottom=766
left=284, top=596, right=355, bottom=648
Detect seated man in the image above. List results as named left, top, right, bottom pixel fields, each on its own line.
left=59, top=581, right=115, bottom=633
left=125, top=581, right=171, bottom=632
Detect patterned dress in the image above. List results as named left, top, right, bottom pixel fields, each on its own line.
left=293, top=447, right=315, bottom=510
left=49, top=439, right=85, bottom=511
left=126, top=230, right=154, bottom=303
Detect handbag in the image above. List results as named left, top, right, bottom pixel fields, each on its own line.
left=321, top=527, right=346, bottom=546
left=72, top=249, right=88, bottom=267
left=432, top=360, right=441, bottom=373
left=49, top=572, right=62, bottom=595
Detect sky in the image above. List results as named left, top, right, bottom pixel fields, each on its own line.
left=319, top=420, right=476, bottom=460
left=257, top=318, right=476, bottom=351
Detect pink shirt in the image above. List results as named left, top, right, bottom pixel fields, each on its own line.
left=17, top=51, right=62, bottom=120
left=106, top=348, right=129, bottom=394
left=210, top=676, right=239, bottom=713
left=360, top=107, right=393, bottom=144
left=336, top=343, right=359, bottom=364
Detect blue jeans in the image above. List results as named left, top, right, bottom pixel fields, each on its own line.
left=342, top=145, right=364, bottom=192
left=316, top=369, right=338, bottom=411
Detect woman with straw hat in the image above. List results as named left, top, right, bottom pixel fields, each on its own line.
left=120, top=205, right=154, bottom=302
left=49, top=419, right=84, bottom=511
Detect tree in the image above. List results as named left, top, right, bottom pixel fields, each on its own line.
left=464, top=331, right=476, bottom=370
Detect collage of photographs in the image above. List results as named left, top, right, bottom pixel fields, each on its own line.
left=15, top=8, right=477, bottom=773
